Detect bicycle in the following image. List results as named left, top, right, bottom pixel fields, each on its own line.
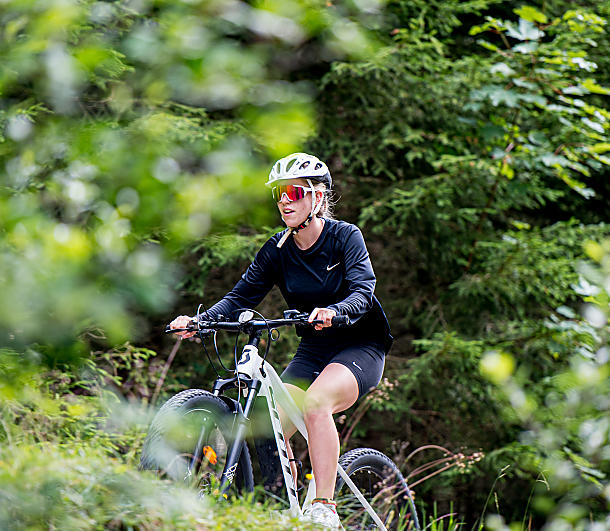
left=140, top=309, right=420, bottom=531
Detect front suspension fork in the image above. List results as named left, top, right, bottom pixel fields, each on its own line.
left=219, top=378, right=261, bottom=495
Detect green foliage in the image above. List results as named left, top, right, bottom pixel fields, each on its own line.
left=397, top=333, right=502, bottom=448
left=304, top=2, right=610, bottom=525
left=0, top=442, right=315, bottom=530
left=354, top=7, right=609, bottom=263
left=0, top=443, right=204, bottom=530
left=481, top=240, right=610, bottom=529
left=2, top=0, right=610, bottom=528
left=385, top=0, right=505, bottom=47
left=317, top=3, right=609, bottom=292
left=416, top=501, right=464, bottom=531
left=448, top=221, right=610, bottom=332
left=0, top=0, right=380, bottom=355
left=0, top=348, right=320, bottom=530
left=180, top=227, right=281, bottom=297
left=0, top=347, right=150, bottom=453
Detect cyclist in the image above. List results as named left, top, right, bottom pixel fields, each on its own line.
left=170, top=152, right=392, bottom=529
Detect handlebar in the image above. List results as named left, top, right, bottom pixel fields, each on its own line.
left=165, top=310, right=350, bottom=335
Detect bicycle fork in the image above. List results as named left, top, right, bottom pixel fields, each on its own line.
left=212, top=341, right=301, bottom=515
left=217, top=377, right=261, bottom=495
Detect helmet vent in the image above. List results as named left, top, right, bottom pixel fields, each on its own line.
left=265, top=152, right=332, bottom=190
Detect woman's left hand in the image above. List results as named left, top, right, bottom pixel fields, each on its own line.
left=308, top=307, right=337, bottom=331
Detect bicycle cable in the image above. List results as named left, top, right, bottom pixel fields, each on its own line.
left=195, top=302, right=211, bottom=324
left=212, top=329, right=232, bottom=372
left=195, top=303, right=220, bottom=378
left=201, top=334, right=220, bottom=378
left=196, top=302, right=232, bottom=374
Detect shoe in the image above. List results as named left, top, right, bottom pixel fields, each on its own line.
left=301, top=499, right=343, bottom=529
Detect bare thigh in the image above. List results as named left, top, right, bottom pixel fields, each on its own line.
left=304, top=363, right=359, bottom=415
left=280, top=364, right=359, bottom=436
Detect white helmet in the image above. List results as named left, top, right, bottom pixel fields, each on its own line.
left=267, top=153, right=332, bottom=249
left=266, top=152, right=332, bottom=189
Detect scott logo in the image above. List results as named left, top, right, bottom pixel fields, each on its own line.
left=224, top=463, right=238, bottom=484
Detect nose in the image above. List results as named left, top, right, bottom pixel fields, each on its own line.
left=279, top=193, right=292, bottom=205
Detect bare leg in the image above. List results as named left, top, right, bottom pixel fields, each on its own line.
left=303, top=363, right=359, bottom=499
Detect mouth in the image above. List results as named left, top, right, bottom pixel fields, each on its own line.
left=282, top=208, right=295, bottom=216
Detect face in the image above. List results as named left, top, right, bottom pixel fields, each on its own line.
left=275, top=178, right=322, bottom=228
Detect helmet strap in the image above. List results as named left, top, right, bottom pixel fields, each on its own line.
left=276, top=213, right=313, bottom=248
left=307, top=179, right=316, bottom=213
left=276, top=181, right=323, bottom=249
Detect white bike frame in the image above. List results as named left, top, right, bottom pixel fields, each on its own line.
left=235, top=343, right=388, bottom=530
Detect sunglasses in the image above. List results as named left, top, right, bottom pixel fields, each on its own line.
left=271, top=184, right=311, bottom=202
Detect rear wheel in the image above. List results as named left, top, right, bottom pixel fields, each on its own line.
left=140, top=389, right=254, bottom=495
left=335, top=448, right=419, bottom=531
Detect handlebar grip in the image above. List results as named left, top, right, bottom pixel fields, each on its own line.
left=331, top=315, right=350, bottom=327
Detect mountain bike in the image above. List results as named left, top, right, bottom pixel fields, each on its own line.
left=140, top=309, right=420, bottom=531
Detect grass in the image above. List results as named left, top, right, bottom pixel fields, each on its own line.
left=0, top=435, right=329, bottom=530
left=0, top=350, right=326, bottom=530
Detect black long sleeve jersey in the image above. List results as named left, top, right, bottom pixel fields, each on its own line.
left=205, top=219, right=393, bottom=352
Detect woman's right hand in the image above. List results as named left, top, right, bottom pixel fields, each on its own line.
left=169, top=315, right=197, bottom=339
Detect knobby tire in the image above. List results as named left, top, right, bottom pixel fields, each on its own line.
left=140, top=389, right=254, bottom=495
left=335, top=448, right=420, bottom=531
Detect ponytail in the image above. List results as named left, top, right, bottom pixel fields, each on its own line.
left=313, top=183, right=336, bottom=220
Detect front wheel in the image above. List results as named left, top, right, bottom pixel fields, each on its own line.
left=139, top=389, right=254, bottom=495
left=335, top=448, right=420, bottom=531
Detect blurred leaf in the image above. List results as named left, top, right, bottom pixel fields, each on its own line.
left=514, top=6, right=548, bottom=25
left=490, top=62, right=516, bottom=77
left=540, top=153, right=569, bottom=167
left=513, top=41, right=539, bottom=54
left=581, top=78, right=610, bottom=95
left=506, top=19, right=544, bottom=41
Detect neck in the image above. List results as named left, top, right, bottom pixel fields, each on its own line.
left=292, top=216, right=324, bottom=250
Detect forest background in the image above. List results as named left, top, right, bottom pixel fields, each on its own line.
left=1, top=0, right=609, bottom=529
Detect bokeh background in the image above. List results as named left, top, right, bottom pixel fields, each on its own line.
left=1, top=1, right=609, bottom=529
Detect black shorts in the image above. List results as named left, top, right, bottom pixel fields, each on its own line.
left=281, top=341, right=385, bottom=400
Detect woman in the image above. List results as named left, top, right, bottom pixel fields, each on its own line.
left=170, top=152, right=392, bottom=529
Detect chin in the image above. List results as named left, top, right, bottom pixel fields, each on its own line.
left=282, top=216, right=304, bottom=228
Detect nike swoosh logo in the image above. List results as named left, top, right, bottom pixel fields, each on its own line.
left=327, top=262, right=340, bottom=271
left=352, top=361, right=363, bottom=371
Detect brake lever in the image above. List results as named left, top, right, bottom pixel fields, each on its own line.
left=165, top=325, right=197, bottom=334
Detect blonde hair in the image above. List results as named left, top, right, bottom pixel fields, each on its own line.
left=313, top=182, right=336, bottom=220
